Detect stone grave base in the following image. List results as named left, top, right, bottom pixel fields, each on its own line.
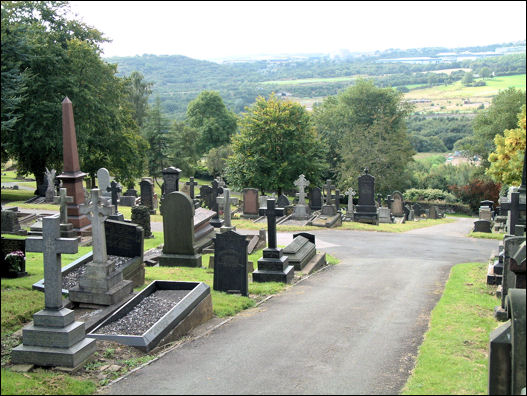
left=68, top=279, right=134, bottom=306
left=354, top=213, right=379, bottom=225
left=11, top=307, right=97, bottom=368
left=158, top=253, right=202, bottom=267
left=309, top=213, right=342, bottom=228
left=301, top=253, right=327, bottom=275
left=252, top=265, right=294, bottom=283
left=88, top=281, right=211, bottom=352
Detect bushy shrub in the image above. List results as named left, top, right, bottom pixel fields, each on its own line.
left=449, top=178, right=501, bottom=212
left=403, top=188, right=458, bottom=203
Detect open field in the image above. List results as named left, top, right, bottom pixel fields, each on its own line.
left=286, top=74, right=525, bottom=113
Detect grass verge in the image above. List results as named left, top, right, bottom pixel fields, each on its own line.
left=401, top=262, right=500, bottom=395
left=468, top=232, right=505, bottom=240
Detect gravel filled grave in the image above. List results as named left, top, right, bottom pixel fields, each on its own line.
left=95, top=289, right=192, bottom=335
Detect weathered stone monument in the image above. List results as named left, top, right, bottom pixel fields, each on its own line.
left=185, top=177, right=200, bottom=207
left=11, top=214, right=96, bottom=368
left=292, top=174, right=310, bottom=220
left=97, top=168, right=111, bottom=198
left=354, top=168, right=379, bottom=225
left=131, top=205, right=152, bottom=238
left=391, top=191, right=405, bottom=218
left=344, top=187, right=355, bottom=221
left=44, top=168, right=56, bottom=203
left=252, top=199, right=294, bottom=284
left=216, top=188, right=238, bottom=232
left=161, top=166, right=181, bottom=196
left=56, top=97, right=90, bottom=235
left=68, top=189, right=133, bottom=306
left=242, top=188, right=259, bottom=218
left=213, top=230, right=249, bottom=296
left=140, top=177, right=156, bottom=214
left=53, top=188, right=75, bottom=238
left=158, top=192, right=202, bottom=267
left=321, top=179, right=337, bottom=217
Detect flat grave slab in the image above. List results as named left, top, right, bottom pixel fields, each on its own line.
left=88, top=281, right=211, bottom=352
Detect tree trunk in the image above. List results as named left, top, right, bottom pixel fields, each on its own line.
left=34, top=170, right=46, bottom=196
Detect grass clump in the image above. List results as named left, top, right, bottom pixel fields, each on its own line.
left=402, top=262, right=500, bottom=395
left=468, top=232, right=505, bottom=240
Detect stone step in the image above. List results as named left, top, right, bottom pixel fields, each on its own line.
left=22, top=321, right=87, bottom=349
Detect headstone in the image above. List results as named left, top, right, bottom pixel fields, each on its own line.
left=216, top=188, right=238, bottom=232
left=292, top=175, right=310, bottom=220
left=473, top=220, right=492, bottom=233
left=131, top=205, right=152, bottom=238
left=56, top=98, right=90, bottom=235
left=107, top=180, right=124, bottom=221
left=161, top=166, right=181, bottom=197
left=193, top=207, right=216, bottom=252
left=259, top=195, right=270, bottom=209
left=185, top=177, right=198, bottom=199
left=354, top=168, right=379, bottom=225
left=282, top=235, right=316, bottom=271
left=119, top=195, right=137, bottom=207
left=158, top=192, right=202, bottom=267
left=480, top=200, right=494, bottom=211
left=479, top=206, right=493, bottom=221
left=53, top=188, right=75, bottom=238
left=498, top=236, right=525, bottom=316
left=104, top=219, right=145, bottom=288
left=11, top=214, right=96, bottom=368
left=276, top=194, right=290, bottom=208
left=68, top=189, right=133, bottom=306
left=44, top=168, right=56, bottom=203
left=97, top=168, right=111, bottom=198
left=200, top=180, right=224, bottom=228
left=344, top=188, right=355, bottom=221
left=406, top=204, right=415, bottom=221
left=213, top=230, right=248, bottom=296
left=1, top=209, right=22, bottom=234
left=252, top=199, right=294, bottom=284
left=1, top=237, right=27, bottom=278
left=391, top=191, right=405, bottom=217
left=378, top=207, right=392, bottom=223
left=308, top=187, right=323, bottom=211
left=140, top=178, right=155, bottom=214
left=413, top=202, right=424, bottom=217
left=242, top=188, right=259, bottom=218
left=429, top=205, right=442, bottom=219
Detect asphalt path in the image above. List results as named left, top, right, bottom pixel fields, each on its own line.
left=102, top=217, right=497, bottom=395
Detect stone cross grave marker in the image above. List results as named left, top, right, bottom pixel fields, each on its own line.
left=185, top=177, right=198, bottom=199
left=216, top=188, right=238, bottom=231
left=346, top=187, right=357, bottom=214
left=107, top=180, right=122, bottom=213
left=209, top=180, right=224, bottom=228
left=54, top=188, right=73, bottom=224
left=79, top=189, right=113, bottom=265
left=259, top=199, right=284, bottom=250
left=26, top=214, right=79, bottom=310
left=97, top=168, right=111, bottom=197
left=294, top=174, right=310, bottom=205
left=12, top=214, right=97, bottom=368
left=323, top=179, right=336, bottom=205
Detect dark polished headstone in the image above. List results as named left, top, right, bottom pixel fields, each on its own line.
left=308, top=187, right=322, bottom=211
left=473, top=219, right=492, bottom=233
left=140, top=178, right=155, bottom=214
left=354, top=168, right=379, bottom=225
left=213, top=231, right=248, bottom=296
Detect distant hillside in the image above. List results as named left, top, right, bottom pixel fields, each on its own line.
left=105, top=41, right=525, bottom=120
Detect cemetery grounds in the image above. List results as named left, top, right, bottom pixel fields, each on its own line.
left=1, top=166, right=503, bottom=395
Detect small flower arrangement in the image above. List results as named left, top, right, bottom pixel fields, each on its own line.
left=5, top=250, right=25, bottom=273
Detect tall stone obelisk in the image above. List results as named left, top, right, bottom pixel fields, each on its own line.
left=56, top=97, right=91, bottom=235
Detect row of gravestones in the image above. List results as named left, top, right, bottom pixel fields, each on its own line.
left=487, top=151, right=526, bottom=395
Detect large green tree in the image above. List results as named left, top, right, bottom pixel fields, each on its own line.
left=457, top=87, right=526, bottom=168
left=186, top=91, right=238, bottom=155
left=313, top=79, right=415, bottom=193
left=225, top=94, right=328, bottom=195
left=170, top=120, right=200, bottom=177
left=1, top=1, right=147, bottom=192
left=124, top=71, right=153, bottom=128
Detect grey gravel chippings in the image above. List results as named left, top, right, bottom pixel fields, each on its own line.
left=95, top=289, right=191, bottom=335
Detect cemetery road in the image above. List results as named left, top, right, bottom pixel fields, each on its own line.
left=103, top=217, right=496, bottom=395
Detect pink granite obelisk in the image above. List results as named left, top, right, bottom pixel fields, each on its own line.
left=56, top=97, right=91, bottom=235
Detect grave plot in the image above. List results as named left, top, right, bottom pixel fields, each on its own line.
left=88, top=281, right=212, bottom=352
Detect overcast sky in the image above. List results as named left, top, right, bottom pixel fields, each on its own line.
left=68, top=1, right=526, bottom=61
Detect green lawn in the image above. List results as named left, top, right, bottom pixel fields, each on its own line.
left=402, top=262, right=500, bottom=395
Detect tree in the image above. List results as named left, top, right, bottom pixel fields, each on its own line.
left=480, top=67, right=492, bottom=79
left=313, top=79, right=415, bottom=194
left=1, top=1, right=147, bottom=193
left=225, top=94, right=328, bottom=195
left=142, top=97, right=173, bottom=185
left=186, top=91, right=237, bottom=155
left=462, top=71, right=474, bottom=86
left=170, top=120, right=200, bottom=176
left=487, top=105, right=526, bottom=186
left=124, top=71, right=153, bottom=128
left=459, top=87, right=526, bottom=167
left=206, top=145, right=233, bottom=178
